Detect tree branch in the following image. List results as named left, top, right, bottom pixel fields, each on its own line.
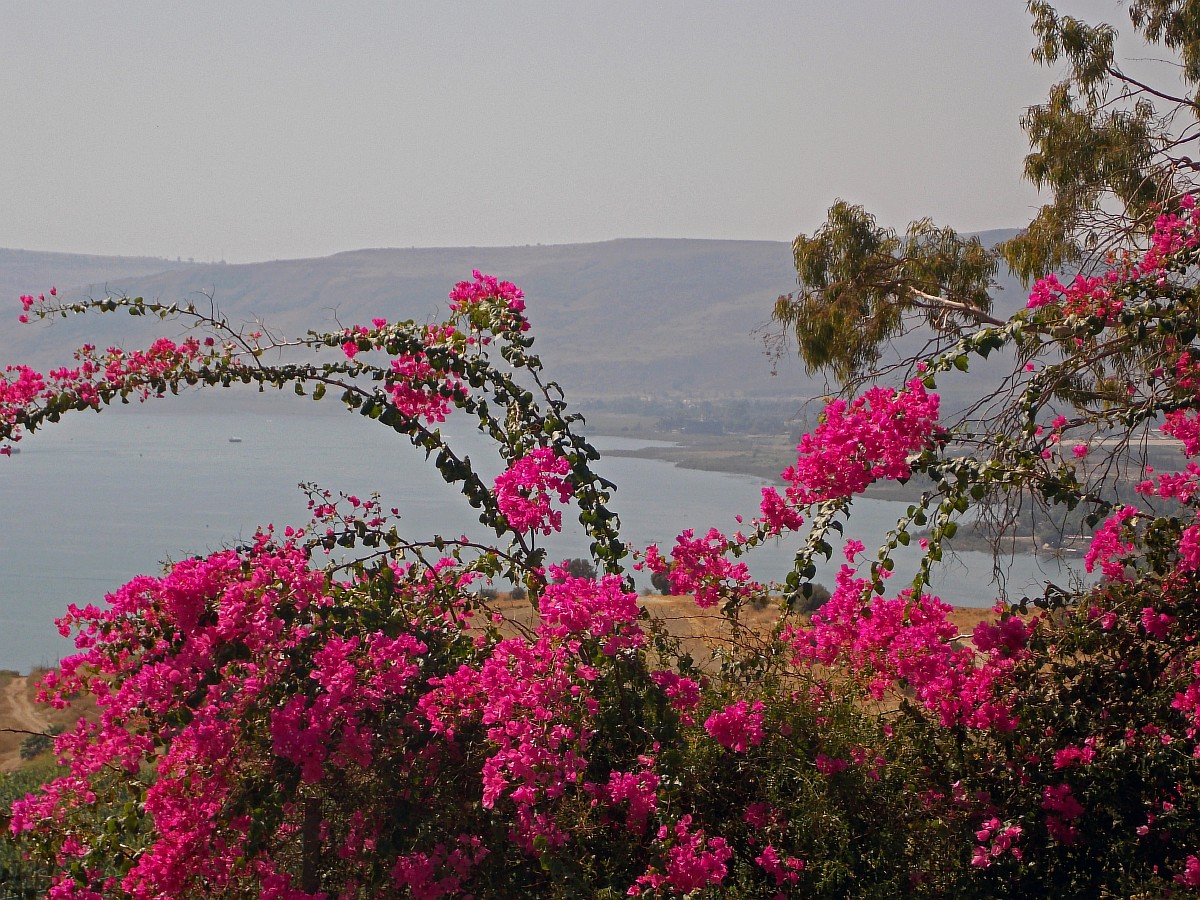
left=1107, top=64, right=1200, bottom=111
left=908, top=288, right=1008, bottom=327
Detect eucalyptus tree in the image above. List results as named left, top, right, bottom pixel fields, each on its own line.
left=775, top=0, right=1200, bottom=384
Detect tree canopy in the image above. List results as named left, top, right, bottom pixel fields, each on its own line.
left=776, top=0, right=1200, bottom=384
left=774, top=202, right=999, bottom=381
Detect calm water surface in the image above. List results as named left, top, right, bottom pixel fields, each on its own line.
left=0, top=396, right=1084, bottom=671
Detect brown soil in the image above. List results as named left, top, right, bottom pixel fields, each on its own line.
left=0, top=670, right=97, bottom=773
left=0, top=675, right=51, bottom=771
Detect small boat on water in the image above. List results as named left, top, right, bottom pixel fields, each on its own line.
left=228, top=437, right=243, bottom=443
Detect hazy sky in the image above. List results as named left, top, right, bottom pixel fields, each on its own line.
left=3, top=2, right=1129, bottom=263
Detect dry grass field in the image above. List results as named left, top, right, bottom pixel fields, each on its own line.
left=0, top=597, right=1000, bottom=774
left=487, top=592, right=999, bottom=674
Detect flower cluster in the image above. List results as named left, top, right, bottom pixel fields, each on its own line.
left=1025, top=271, right=1124, bottom=323
left=1041, top=783, right=1084, bottom=845
left=420, top=631, right=596, bottom=845
left=604, top=766, right=661, bottom=834
left=390, top=835, right=490, bottom=898
left=11, top=539, right=352, bottom=896
left=1084, top=506, right=1139, bottom=580
left=1142, top=195, right=1200, bottom=271
left=16, top=285, right=54, bottom=323
left=1027, top=197, right=1200, bottom=318
left=790, top=567, right=1029, bottom=730
left=971, top=817, right=1024, bottom=868
left=630, top=815, right=733, bottom=896
left=0, top=365, right=45, bottom=454
left=703, top=700, right=765, bottom=752
left=447, top=269, right=526, bottom=313
left=776, top=378, right=940, bottom=504
left=649, top=670, right=702, bottom=722
left=1, top=337, right=212, bottom=453
left=493, top=447, right=573, bottom=535
left=1165, top=408, right=1200, bottom=457
left=1172, top=660, right=1200, bottom=736
left=539, top=566, right=644, bottom=655
left=339, top=320, right=467, bottom=424
left=1136, top=461, right=1200, bottom=503
left=642, top=528, right=760, bottom=608
left=386, top=351, right=464, bottom=424
left=757, top=484, right=805, bottom=536
left=416, top=567, right=649, bottom=854
left=13, top=530, right=671, bottom=896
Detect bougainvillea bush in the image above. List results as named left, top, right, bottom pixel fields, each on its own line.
left=6, top=211, right=1200, bottom=899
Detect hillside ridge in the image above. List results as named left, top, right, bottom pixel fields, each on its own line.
left=0, top=235, right=1027, bottom=406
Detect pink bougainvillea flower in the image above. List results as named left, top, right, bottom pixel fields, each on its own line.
left=704, top=700, right=765, bottom=752
left=778, top=378, right=940, bottom=504
left=448, top=270, right=525, bottom=314
left=493, top=448, right=573, bottom=535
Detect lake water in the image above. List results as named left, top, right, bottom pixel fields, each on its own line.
left=0, top=394, right=1085, bottom=672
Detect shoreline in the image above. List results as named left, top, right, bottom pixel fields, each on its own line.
left=597, top=434, right=937, bottom=505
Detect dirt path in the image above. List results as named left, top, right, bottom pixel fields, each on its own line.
left=0, top=677, right=51, bottom=772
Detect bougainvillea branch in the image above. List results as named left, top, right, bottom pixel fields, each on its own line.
left=6, top=222, right=1200, bottom=896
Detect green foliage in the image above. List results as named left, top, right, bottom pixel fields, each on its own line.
left=792, top=581, right=831, bottom=614
left=18, top=724, right=63, bottom=761
left=0, top=763, right=59, bottom=898
left=1129, top=0, right=1200, bottom=88
left=779, top=4, right=1200, bottom=385
left=558, top=557, right=598, bottom=581
left=775, top=201, right=998, bottom=382
left=1003, top=2, right=1178, bottom=281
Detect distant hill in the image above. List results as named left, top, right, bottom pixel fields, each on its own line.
left=0, top=248, right=195, bottom=308
left=0, top=236, right=1031, bottom=411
